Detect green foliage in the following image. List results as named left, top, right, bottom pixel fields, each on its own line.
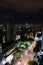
left=27, top=60, right=38, bottom=65
left=27, top=60, right=33, bottom=65
left=14, top=51, right=21, bottom=60
left=16, top=40, right=32, bottom=50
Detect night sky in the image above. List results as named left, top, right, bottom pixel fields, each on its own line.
left=0, top=0, right=43, bottom=24
left=0, top=8, right=43, bottom=24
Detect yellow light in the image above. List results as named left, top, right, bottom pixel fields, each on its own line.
left=29, top=32, right=33, bottom=38
left=16, top=35, right=20, bottom=40
left=3, top=36, right=6, bottom=43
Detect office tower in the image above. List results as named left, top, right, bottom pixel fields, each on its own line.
left=5, top=23, right=11, bottom=42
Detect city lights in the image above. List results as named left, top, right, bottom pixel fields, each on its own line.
left=0, top=23, right=43, bottom=65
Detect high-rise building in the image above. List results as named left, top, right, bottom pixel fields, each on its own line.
left=5, top=23, right=11, bottom=42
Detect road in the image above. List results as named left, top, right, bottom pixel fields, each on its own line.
left=15, top=44, right=35, bottom=65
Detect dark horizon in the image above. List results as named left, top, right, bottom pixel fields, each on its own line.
left=0, top=7, right=43, bottom=24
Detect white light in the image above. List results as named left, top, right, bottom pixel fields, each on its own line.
left=38, top=31, right=41, bottom=34
left=2, top=54, right=14, bottom=65
left=18, top=62, right=21, bottom=65
left=6, top=54, right=13, bottom=62
left=2, top=58, right=7, bottom=64
left=34, top=37, right=42, bottom=41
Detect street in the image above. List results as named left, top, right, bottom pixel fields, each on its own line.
left=15, top=44, right=35, bottom=65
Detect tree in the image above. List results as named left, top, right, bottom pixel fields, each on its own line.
left=27, top=60, right=38, bottom=65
